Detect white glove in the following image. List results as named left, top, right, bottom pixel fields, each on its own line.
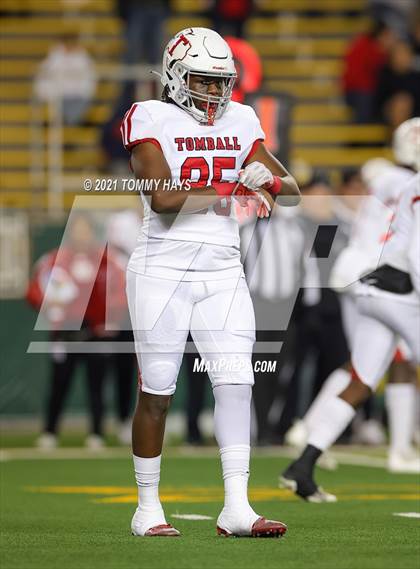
left=238, top=161, right=273, bottom=191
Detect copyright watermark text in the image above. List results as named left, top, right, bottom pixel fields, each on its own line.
left=193, top=358, right=277, bottom=373
left=83, top=178, right=192, bottom=192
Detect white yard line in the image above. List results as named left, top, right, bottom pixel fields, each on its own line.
left=171, top=514, right=214, bottom=521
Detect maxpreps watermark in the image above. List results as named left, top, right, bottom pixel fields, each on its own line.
left=83, top=178, right=192, bottom=192
left=193, top=358, right=277, bottom=373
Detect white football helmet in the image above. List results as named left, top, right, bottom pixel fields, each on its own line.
left=361, top=157, right=393, bottom=187
left=161, top=28, right=236, bottom=125
left=393, top=117, right=420, bottom=171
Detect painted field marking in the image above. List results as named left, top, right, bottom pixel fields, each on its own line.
left=25, top=484, right=420, bottom=504
left=172, top=514, right=214, bottom=521
left=393, top=512, right=420, bottom=519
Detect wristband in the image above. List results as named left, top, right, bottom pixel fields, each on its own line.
left=265, top=176, right=282, bottom=195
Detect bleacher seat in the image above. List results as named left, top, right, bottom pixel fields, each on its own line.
left=0, top=0, right=393, bottom=209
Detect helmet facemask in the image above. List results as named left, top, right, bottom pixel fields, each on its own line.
left=171, top=62, right=236, bottom=125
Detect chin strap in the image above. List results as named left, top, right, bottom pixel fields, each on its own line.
left=150, top=69, right=164, bottom=83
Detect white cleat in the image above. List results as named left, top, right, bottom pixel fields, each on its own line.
left=284, top=420, right=307, bottom=448
left=117, top=420, right=132, bottom=445
left=36, top=433, right=57, bottom=450
left=85, top=434, right=105, bottom=451
left=131, top=507, right=180, bottom=537
left=279, top=471, right=337, bottom=503
left=306, top=488, right=338, bottom=503
left=317, top=453, right=338, bottom=472
left=352, top=419, right=386, bottom=446
left=217, top=508, right=287, bottom=538
left=388, top=450, right=420, bottom=474
left=216, top=508, right=260, bottom=537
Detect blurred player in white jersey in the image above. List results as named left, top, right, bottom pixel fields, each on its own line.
left=280, top=118, right=420, bottom=502
left=120, top=28, right=300, bottom=536
left=285, top=136, right=418, bottom=476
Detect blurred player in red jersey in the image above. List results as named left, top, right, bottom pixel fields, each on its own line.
left=27, top=213, right=127, bottom=449
left=120, top=28, right=300, bottom=537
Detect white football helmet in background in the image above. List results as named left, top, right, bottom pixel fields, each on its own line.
left=361, top=157, right=394, bottom=187
left=393, top=117, right=420, bottom=172
left=161, top=27, right=236, bottom=125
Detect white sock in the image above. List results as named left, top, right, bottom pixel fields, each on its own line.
left=213, top=385, right=258, bottom=530
left=133, top=454, right=165, bottom=516
left=415, top=388, right=420, bottom=443
left=304, top=368, right=351, bottom=432
left=307, top=396, right=356, bottom=451
left=385, top=384, right=416, bottom=455
left=219, top=445, right=258, bottom=526
left=213, top=384, right=251, bottom=448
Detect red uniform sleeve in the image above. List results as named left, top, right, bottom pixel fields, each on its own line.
left=25, top=250, right=57, bottom=310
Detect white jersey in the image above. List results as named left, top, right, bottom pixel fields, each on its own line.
left=352, top=175, right=420, bottom=381
left=382, top=173, right=420, bottom=289
left=351, top=166, right=414, bottom=260
left=330, top=165, right=414, bottom=291
left=121, top=100, right=265, bottom=280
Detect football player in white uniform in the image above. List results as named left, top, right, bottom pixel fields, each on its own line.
left=120, top=28, right=300, bottom=537
left=285, top=140, right=418, bottom=476
left=280, top=118, right=420, bottom=502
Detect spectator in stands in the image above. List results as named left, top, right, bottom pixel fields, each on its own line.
left=101, top=81, right=137, bottom=175
left=410, top=11, right=420, bottom=62
left=34, top=32, right=96, bottom=125
left=117, top=0, right=169, bottom=65
left=333, top=168, right=367, bottom=226
left=26, top=213, right=126, bottom=450
left=342, top=21, right=396, bottom=123
left=375, top=40, right=420, bottom=129
left=368, top=0, right=416, bottom=39
left=225, top=36, right=263, bottom=103
left=211, top=0, right=254, bottom=39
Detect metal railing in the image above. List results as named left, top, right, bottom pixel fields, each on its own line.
left=30, top=64, right=161, bottom=218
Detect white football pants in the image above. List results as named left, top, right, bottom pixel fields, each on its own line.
left=351, top=289, right=420, bottom=389
left=126, top=271, right=256, bottom=395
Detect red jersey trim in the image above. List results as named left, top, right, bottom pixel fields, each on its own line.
left=393, top=348, right=406, bottom=363
left=137, top=367, right=143, bottom=389
left=350, top=365, right=364, bottom=384
left=120, top=109, right=129, bottom=146
left=126, top=138, right=162, bottom=152
left=243, top=138, right=263, bottom=165
left=125, top=103, right=138, bottom=144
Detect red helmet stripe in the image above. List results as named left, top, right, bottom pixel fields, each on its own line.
left=168, top=34, right=191, bottom=56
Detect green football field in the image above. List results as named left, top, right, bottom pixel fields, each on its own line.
left=1, top=448, right=419, bottom=569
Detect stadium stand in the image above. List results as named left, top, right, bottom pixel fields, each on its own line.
left=0, top=0, right=393, bottom=210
